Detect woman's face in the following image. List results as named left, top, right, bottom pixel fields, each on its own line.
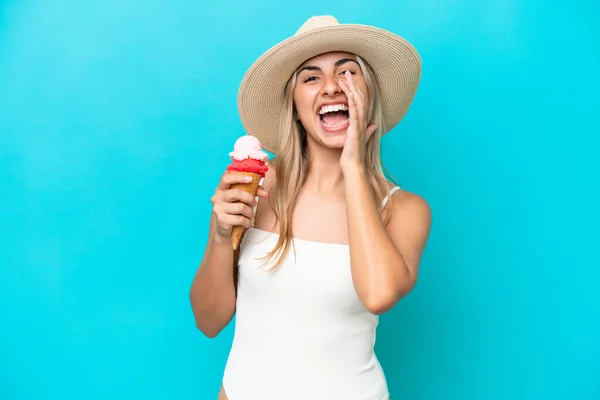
left=293, top=51, right=370, bottom=150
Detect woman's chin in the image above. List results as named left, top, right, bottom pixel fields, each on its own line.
left=323, top=136, right=347, bottom=149
left=309, top=129, right=347, bottom=149
left=304, top=125, right=348, bottom=150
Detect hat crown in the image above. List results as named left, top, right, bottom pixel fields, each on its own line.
left=295, top=15, right=340, bottom=35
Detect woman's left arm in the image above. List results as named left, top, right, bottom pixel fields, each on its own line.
left=343, top=166, right=432, bottom=314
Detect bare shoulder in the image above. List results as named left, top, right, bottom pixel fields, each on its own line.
left=382, top=187, right=432, bottom=282
left=387, top=187, right=432, bottom=222
left=384, top=186, right=432, bottom=258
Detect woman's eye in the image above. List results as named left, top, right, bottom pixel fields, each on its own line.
left=303, top=76, right=318, bottom=82
left=339, top=69, right=356, bottom=75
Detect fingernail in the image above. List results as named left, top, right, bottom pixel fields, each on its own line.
left=245, top=176, right=252, bottom=182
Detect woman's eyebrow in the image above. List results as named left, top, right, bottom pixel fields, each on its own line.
left=334, top=58, right=360, bottom=68
left=297, top=58, right=360, bottom=75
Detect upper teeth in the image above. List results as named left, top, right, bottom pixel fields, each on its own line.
left=319, top=104, right=349, bottom=115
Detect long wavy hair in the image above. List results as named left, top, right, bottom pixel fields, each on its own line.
left=260, top=54, right=396, bottom=270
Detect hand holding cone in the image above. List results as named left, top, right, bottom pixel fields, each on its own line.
left=226, top=135, right=269, bottom=250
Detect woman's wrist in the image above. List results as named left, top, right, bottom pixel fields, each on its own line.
left=341, top=161, right=367, bottom=178
left=213, top=230, right=233, bottom=247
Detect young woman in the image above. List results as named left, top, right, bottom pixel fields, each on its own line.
left=190, top=15, right=432, bottom=400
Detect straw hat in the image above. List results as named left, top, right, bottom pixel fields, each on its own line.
left=237, top=15, right=422, bottom=154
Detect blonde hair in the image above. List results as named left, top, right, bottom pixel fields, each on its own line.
left=261, top=54, right=396, bottom=269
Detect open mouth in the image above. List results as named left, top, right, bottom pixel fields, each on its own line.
left=318, top=104, right=350, bottom=131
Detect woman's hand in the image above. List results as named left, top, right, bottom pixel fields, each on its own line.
left=210, top=171, right=269, bottom=240
left=338, top=71, right=378, bottom=171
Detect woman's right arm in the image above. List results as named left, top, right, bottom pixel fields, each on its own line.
left=189, top=171, right=267, bottom=338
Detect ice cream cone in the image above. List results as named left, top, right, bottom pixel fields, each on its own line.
left=230, top=171, right=262, bottom=250
left=225, top=135, right=269, bottom=250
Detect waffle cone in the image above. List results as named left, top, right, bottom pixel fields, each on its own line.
left=229, top=171, right=262, bottom=250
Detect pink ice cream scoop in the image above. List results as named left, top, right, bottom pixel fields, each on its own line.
left=229, top=135, right=268, bottom=162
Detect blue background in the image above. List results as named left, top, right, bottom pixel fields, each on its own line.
left=1, top=0, right=599, bottom=399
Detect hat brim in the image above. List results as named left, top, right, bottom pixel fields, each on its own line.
left=237, top=24, right=422, bottom=154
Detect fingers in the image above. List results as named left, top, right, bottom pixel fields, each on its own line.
left=212, top=202, right=253, bottom=230
left=215, top=212, right=253, bottom=231
left=218, top=171, right=254, bottom=190
left=222, top=188, right=256, bottom=207
left=344, top=70, right=365, bottom=104
left=256, top=187, right=270, bottom=198
left=226, top=185, right=269, bottom=202
left=212, top=171, right=270, bottom=235
left=218, top=201, right=255, bottom=221
left=212, top=196, right=255, bottom=230
left=339, top=73, right=365, bottom=124
left=338, top=79, right=358, bottom=124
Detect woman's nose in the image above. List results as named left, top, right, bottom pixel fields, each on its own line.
left=322, top=76, right=341, bottom=97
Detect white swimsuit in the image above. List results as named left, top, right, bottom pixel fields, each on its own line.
left=222, top=186, right=401, bottom=400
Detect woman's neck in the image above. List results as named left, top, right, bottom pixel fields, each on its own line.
left=303, top=145, right=345, bottom=196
